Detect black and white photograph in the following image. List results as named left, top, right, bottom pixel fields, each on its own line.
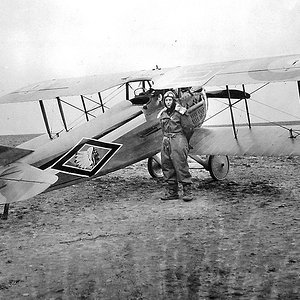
left=0, top=0, right=299, bottom=299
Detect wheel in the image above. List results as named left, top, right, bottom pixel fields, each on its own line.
left=147, top=155, right=163, bottom=178
left=208, top=155, right=229, bottom=180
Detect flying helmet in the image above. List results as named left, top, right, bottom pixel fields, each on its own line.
left=163, top=90, right=176, bottom=101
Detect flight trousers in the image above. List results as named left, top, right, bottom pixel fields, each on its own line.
left=161, top=133, right=192, bottom=184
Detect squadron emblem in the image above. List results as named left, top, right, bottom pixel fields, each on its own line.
left=74, top=146, right=100, bottom=170
left=51, top=138, right=122, bottom=177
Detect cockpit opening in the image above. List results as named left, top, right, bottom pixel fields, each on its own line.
left=129, top=87, right=152, bottom=105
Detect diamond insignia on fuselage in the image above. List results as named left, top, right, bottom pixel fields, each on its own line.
left=51, top=138, right=122, bottom=177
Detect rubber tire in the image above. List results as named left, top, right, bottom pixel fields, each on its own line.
left=208, top=155, right=229, bottom=180
left=147, top=156, right=163, bottom=178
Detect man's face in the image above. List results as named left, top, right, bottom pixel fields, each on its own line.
left=165, top=97, right=174, bottom=108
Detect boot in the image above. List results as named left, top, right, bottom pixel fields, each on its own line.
left=182, top=183, right=193, bottom=202
left=161, top=182, right=179, bottom=200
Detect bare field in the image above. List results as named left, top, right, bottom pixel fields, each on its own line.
left=0, top=135, right=299, bottom=299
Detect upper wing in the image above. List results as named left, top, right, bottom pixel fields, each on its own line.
left=0, top=68, right=166, bottom=104
left=2, top=54, right=299, bottom=104
left=153, top=54, right=300, bottom=89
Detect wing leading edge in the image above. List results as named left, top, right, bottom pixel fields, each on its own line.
left=2, top=54, right=299, bottom=105
left=0, top=68, right=166, bottom=104
left=153, top=54, right=300, bottom=89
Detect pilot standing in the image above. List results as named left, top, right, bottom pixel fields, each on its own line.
left=158, top=90, right=195, bottom=201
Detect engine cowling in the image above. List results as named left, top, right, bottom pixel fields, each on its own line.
left=180, top=89, right=207, bottom=127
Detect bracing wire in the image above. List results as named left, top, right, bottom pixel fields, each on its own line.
left=250, top=96, right=300, bottom=121
left=232, top=104, right=300, bottom=138
left=205, top=82, right=300, bottom=135
left=54, top=84, right=127, bottom=133
left=103, top=84, right=126, bottom=106
left=206, top=97, right=300, bottom=137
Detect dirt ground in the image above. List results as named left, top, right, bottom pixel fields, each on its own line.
left=0, top=136, right=299, bottom=299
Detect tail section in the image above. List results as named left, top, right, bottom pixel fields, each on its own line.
left=0, top=162, right=58, bottom=204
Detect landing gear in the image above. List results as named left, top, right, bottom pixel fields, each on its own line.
left=147, top=154, right=229, bottom=180
left=1, top=204, right=9, bottom=220
left=147, top=154, right=163, bottom=178
left=207, top=155, right=229, bottom=180
left=188, top=154, right=229, bottom=180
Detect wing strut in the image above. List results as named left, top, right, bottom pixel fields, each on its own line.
left=39, top=100, right=52, bottom=139
left=98, top=92, right=105, bottom=113
left=126, top=83, right=130, bottom=100
left=226, top=85, right=237, bottom=139
left=243, top=84, right=251, bottom=129
left=61, top=97, right=96, bottom=118
left=298, top=81, right=300, bottom=98
left=56, top=97, right=68, bottom=132
left=80, top=95, right=89, bottom=122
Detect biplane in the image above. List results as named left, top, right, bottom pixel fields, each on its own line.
left=0, top=54, right=300, bottom=219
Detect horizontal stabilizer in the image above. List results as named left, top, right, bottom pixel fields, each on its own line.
left=0, top=145, right=33, bottom=166
left=0, top=163, right=58, bottom=204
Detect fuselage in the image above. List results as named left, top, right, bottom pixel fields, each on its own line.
left=17, top=94, right=164, bottom=191
left=13, top=87, right=205, bottom=193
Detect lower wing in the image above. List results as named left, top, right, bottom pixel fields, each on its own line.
left=0, top=145, right=33, bottom=165
left=190, top=123, right=300, bottom=156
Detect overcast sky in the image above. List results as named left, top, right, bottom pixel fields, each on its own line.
left=0, top=0, right=299, bottom=134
